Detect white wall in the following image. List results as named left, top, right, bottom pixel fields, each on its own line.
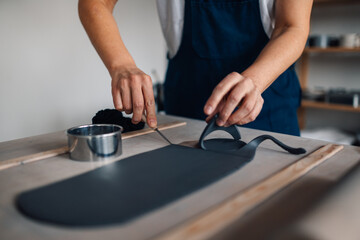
left=301, top=3, right=360, bottom=131
left=0, top=0, right=167, bottom=142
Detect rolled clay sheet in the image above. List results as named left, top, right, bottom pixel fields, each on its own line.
left=16, top=144, right=249, bottom=227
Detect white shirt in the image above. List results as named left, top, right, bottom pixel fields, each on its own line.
left=156, top=0, right=275, bottom=58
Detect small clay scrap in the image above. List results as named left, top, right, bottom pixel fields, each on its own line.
left=92, top=109, right=145, bottom=133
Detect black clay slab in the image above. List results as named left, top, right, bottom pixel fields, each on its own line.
left=16, top=145, right=249, bottom=227
left=16, top=116, right=305, bottom=227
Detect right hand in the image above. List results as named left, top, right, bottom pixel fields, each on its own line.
left=110, top=65, right=157, bottom=128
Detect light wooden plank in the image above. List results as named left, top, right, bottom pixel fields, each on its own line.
left=0, top=146, right=69, bottom=171
left=155, top=144, right=344, bottom=240
left=122, top=121, right=186, bottom=139
left=0, top=121, right=186, bottom=171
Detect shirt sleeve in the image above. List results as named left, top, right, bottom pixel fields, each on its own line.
left=156, top=0, right=185, bottom=58
left=259, top=0, right=275, bottom=38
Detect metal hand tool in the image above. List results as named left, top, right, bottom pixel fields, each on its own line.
left=142, top=114, right=172, bottom=145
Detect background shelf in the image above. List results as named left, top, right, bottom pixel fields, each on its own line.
left=301, top=100, right=360, bottom=112
left=304, top=47, right=360, bottom=53
left=296, top=0, right=360, bottom=131
left=314, top=0, right=360, bottom=5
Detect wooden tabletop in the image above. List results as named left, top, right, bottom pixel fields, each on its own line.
left=0, top=115, right=359, bottom=240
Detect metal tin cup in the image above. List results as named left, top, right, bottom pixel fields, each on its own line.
left=67, top=124, right=123, bottom=161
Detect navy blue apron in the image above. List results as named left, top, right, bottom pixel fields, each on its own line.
left=164, top=0, right=301, bottom=136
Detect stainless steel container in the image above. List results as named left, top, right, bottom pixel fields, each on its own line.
left=67, top=124, right=123, bottom=161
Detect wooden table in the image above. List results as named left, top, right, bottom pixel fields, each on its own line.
left=0, top=115, right=359, bottom=240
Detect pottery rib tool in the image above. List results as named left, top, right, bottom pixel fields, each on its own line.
left=155, top=144, right=344, bottom=240
left=0, top=121, right=186, bottom=171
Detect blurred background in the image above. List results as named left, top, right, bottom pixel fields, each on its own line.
left=297, top=0, right=360, bottom=145
left=0, top=0, right=167, bottom=142
left=0, top=0, right=359, bottom=144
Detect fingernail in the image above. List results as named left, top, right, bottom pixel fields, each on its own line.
left=149, top=119, right=156, bottom=128
left=205, top=106, right=213, bottom=114
left=217, top=119, right=224, bottom=126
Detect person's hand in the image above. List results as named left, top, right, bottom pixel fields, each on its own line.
left=204, top=72, right=264, bottom=127
left=110, top=65, right=157, bottom=128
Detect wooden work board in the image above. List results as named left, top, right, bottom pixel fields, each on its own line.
left=0, top=115, right=359, bottom=240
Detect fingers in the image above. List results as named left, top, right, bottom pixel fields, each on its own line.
left=110, top=66, right=156, bottom=126
left=142, top=76, right=157, bottom=128
left=205, top=98, right=226, bottom=123
left=111, top=87, right=123, bottom=111
left=120, top=79, right=132, bottom=114
left=226, top=94, right=263, bottom=126
left=131, top=77, right=144, bottom=124
left=204, top=72, right=243, bottom=116
left=216, top=82, right=247, bottom=126
left=219, top=77, right=257, bottom=126
left=204, top=73, right=263, bottom=127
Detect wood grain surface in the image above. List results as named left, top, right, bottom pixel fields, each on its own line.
left=122, top=121, right=186, bottom=140
left=0, top=121, right=186, bottom=171
left=155, top=144, right=344, bottom=240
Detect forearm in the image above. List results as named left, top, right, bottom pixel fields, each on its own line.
left=242, top=0, right=312, bottom=93
left=204, top=0, right=312, bottom=126
left=78, top=0, right=157, bottom=127
left=78, top=0, right=135, bottom=74
left=242, top=26, right=308, bottom=93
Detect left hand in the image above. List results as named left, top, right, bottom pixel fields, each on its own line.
left=204, top=72, right=264, bottom=127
